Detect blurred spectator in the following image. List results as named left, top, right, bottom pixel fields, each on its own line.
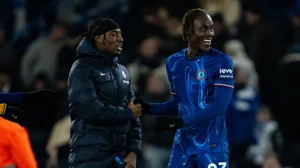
left=226, top=66, right=260, bottom=168
left=0, top=66, right=20, bottom=93
left=0, top=24, right=16, bottom=69
left=270, top=51, right=300, bottom=168
left=25, top=0, right=58, bottom=40
left=22, top=73, right=60, bottom=168
left=239, top=5, right=281, bottom=104
left=46, top=115, right=70, bottom=168
left=123, top=5, right=167, bottom=56
left=262, top=152, right=282, bottom=168
left=211, top=13, right=232, bottom=52
left=139, top=73, right=174, bottom=168
left=247, top=105, right=282, bottom=167
left=287, top=8, right=300, bottom=53
left=55, top=33, right=79, bottom=81
left=224, top=39, right=258, bottom=89
left=0, top=0, right=24, bottom=39
left=127, top=35, right=169, bottom=96
left=199, top=0, right=242, bottom=33
left=21, top=21, right=68, bottom=88
left=45, top=70, right=70, bottom=168
left=155, top=7, right=184, bottom=57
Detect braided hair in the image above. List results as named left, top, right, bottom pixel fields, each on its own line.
left=181, top=8, right=208, bottom=41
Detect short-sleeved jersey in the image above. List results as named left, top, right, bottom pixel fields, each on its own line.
left=166, top=48, right=234, bottom=155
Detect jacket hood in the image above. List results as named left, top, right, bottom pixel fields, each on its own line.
left=76, top=38, right=118, bottom=64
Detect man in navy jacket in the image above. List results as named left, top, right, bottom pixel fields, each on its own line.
left=68, top=18, right=142, bottom=168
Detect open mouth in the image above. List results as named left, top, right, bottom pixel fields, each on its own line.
left=203, top=39, right=211, bottom=45
left=116, top=45, right=123, bottom=51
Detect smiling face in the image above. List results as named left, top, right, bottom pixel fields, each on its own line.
left=188, top=14, right=214, bottom=52
left=96, top=28, right=123, bottom=56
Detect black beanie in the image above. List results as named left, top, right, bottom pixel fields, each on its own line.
left=88, top=18, right=120, bottom=40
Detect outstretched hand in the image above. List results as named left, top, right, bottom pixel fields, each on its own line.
left=133, top=98, right=150, bottom=115
left=22, top=89, right=57, bottom=104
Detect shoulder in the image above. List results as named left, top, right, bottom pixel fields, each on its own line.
left=166, top=48, right=187, bottom=66
left=210, top=48, right=232, bottom=60
left=69, top=59, right=93, bottom=77
left=209, top=48, right=233, bottom=67
left=0, top=117, right=24, bottom=134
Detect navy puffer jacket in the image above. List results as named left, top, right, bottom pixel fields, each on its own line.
left=68, top=38, right=141, bottom=166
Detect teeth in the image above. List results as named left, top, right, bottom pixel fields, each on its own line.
left=204, top=40, right=211, bottom=44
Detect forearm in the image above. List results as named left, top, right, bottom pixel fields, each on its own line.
left=75, top=99, right=132, bottom=123
left=0, top=92, right=22, bottom=104
left=182, top=100, right=228, bottom=126
left=150, top=97, right=178, bottom=115
left=182, top=86, right=233, bottom=126
left=127, top=118, right=142, bottom=153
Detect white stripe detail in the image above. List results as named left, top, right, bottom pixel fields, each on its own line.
left=170, top=91, right=176, bottom=95
left=214, top=83, right=234, bottom=89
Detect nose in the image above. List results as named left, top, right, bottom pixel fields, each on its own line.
left=206, top=29, right=214, bottom=37
left=118, top=34, right=124, bottom=42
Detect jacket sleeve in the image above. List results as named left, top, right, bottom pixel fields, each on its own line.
left=68, top=62, right=133, bottom=123
left=127, top=117, right=142, bottom=154
left=0, top=92, right=22, bottom=104
left=126, top=80, right=142, bottom=154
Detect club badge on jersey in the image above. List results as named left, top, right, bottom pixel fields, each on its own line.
left=196, top=70, right=207, bottom=80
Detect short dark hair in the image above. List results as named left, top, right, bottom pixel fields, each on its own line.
left=182, top=8, right=208, bottom=41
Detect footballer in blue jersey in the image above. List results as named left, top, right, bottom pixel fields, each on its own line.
left=135, top=8, right=234, bottom=168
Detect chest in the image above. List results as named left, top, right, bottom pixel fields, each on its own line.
left=92, top=65, right=131, bottom=104
left=171, top=57, right=219, bottom=92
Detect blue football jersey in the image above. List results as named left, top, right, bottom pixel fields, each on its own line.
left=165, top=48, right=234, bottom=155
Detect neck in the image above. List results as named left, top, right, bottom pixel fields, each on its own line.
left=186, top=46, right=207, bottom=59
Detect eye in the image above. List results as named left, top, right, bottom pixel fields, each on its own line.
left=200, top=27, right=206, bottom=31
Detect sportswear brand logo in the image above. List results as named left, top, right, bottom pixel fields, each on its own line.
left=123, top=80, right=129, bottom=84
left=122, top=71, right=127, bottom=78
left=219, top=69, right=233, bottom=74
left=169, top=124, right=175, bottom=128
left=100, top=73, right=106, bottom=76
left=12, top=115, right=18, bottom=119
left=172, top=74, right=180, bottom=79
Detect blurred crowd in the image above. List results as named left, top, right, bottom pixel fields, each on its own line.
left=0, top=0, right=300, bottom=168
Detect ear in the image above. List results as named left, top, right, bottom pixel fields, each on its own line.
left=186, top=25, right=193, bottom=40
left=95, top=35, right=104, bottom=44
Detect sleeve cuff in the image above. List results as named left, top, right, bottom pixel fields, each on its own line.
left=181, top=116, right=189, bottom=126
left=125, top=108, right=133, bottom=119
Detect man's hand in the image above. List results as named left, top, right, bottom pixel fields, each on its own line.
left=127, top=101, right=142, bottom=118
left=133, top=98, right=150, bottom=115
left=124, top=152, right=137, bottom=168
left=46, top=142, right=58, bottom=168
left=0, top=105, right=25, bottom=126
left=154, top=116, right=184, bottom=133
left=22, top=89, right=57, bottom=104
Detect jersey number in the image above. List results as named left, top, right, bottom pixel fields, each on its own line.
left=208, top=162, right=227, bottom=168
